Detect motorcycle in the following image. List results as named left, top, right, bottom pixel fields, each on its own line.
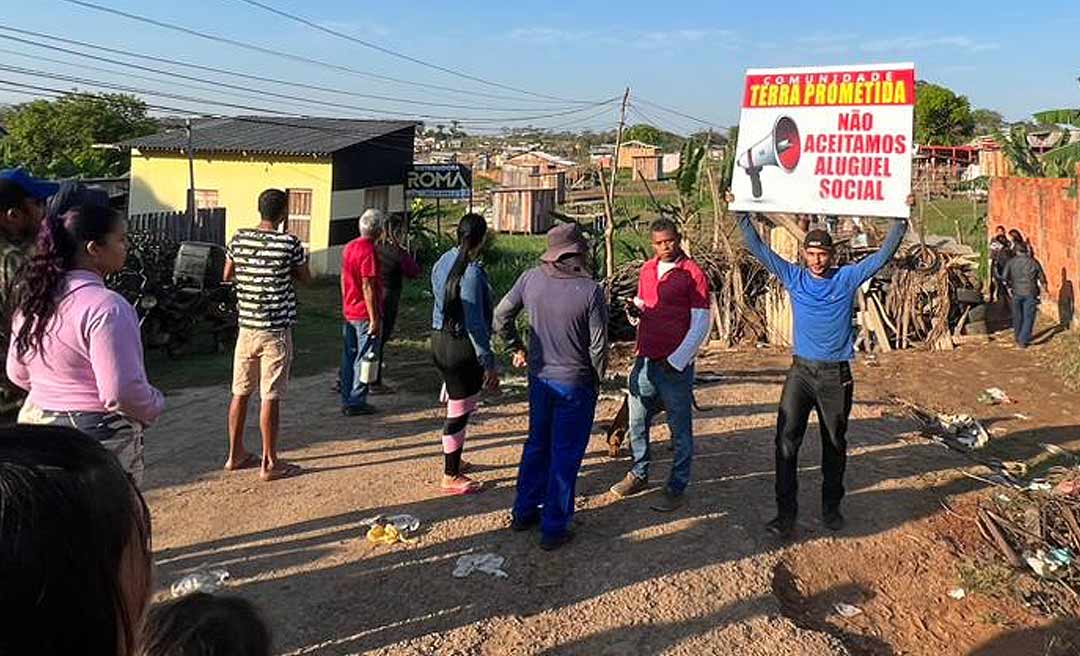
left=109, top=234, right=238, bottom=357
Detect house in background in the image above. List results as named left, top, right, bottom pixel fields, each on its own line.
left=661, top=152, right=682, bottom=175
left=123, top=116, right=415, bottom=274
left=617, top=140, right=660, bottom=169
left=632, top=154, right=662, bottom=181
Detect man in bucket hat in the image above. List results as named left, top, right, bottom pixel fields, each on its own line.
left=0, top=168, right=58, bottom=422
left=494, top=222, right=608, bottom=550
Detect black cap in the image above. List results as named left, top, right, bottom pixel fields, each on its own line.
left=46, top=180, right=111, bottom=217
left=803, top=229, right=833, bottom=251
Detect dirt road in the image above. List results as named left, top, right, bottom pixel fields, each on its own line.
left=144, top=342, right=1080, bottom=655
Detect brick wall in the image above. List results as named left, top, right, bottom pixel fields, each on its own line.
left=988, top=165, right=1080, bottom=326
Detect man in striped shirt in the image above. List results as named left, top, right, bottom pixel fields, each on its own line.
left=223, top=188, right=311, bottom=481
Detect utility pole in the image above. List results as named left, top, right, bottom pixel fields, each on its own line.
left=604, top=87, right=630, bottom=291
left=185, top=118, right=196, bottom=223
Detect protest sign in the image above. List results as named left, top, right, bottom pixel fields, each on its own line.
left=729, top=63, right=915, bottom=218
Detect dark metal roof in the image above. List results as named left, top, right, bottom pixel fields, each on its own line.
left=122, top=116, right=416, bottom=157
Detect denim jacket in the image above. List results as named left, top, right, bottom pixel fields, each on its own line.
left=431, top=247, right=495, bottom=370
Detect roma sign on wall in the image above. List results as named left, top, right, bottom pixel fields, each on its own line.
left=729, top=62, right=915, bottom=218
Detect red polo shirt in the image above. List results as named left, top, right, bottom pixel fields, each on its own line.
left=341, top=237, right=382, bottom=322
left=636, top=254, right=710, bottom=360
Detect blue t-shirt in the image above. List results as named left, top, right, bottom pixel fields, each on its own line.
left=739, top=216, right=906, bottom=362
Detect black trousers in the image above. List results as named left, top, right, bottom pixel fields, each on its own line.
left=374, top=289, right=401, bottom=385
left=775, top=357, right=854, bottom=518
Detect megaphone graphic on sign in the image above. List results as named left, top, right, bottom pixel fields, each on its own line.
left=737, top=115, right=801, bottom=199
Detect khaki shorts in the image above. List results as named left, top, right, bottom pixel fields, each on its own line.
left=232, top=328, right=294, bottom=400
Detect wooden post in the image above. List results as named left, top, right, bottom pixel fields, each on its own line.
left=706, top=164, right=726, bottom=254
left=599, top=172, right=616, bottom=296
left=604, top=87, right=630, bottom=289
left=185, top=118, right=196, bottom=223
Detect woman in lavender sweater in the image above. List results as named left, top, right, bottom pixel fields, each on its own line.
left=6, top=198, right=163, bottom=486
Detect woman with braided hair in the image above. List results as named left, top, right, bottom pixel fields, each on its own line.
left=6, top=185, right=163, bottom=485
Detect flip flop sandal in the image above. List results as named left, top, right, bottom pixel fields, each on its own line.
left=440, top=477, right=483, bottom=495
left=260, top=462, right=302, bottom=482
left=224, top=453, right=259, bottom=471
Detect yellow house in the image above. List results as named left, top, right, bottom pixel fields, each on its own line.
left=123, top=117, right=415, bottom=275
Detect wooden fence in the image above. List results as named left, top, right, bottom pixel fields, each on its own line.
left=128, top=208, right=226, bottom=245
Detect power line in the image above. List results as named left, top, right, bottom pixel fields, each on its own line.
left=0, top=81, right=420, bottom=158
left=0, top=46, right=341, bottom=114
left=0, top=64, right=618, bottom=124
left=58, top=0, right=611, bottom=106
left=230, top=0, right=586, bottom=104
left=627, top=102, right=693, bottom=137
left=0, top=27, right=592, bottom=113
left=0, top=34, right=607, bottom=121
left=634, top=96, right=726, bottom=129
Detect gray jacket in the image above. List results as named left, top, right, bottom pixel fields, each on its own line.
left=1003, top=254, right=1047, bottom=298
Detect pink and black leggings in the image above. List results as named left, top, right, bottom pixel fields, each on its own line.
left=432, top=330, right=486, bottom=478
left=442, top=394, right=478, bottom=476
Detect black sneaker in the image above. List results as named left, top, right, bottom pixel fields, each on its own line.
left=766, top=515, right=796, bottom=539
left=540, top=530, right=574, bottom=551
left=649, top=488, right=686, bottom=513
left=823, top=509, right=846, bottom=532
left=510, top=515, right=540, bottom=532
left=342, top=404, right=377, bottom=416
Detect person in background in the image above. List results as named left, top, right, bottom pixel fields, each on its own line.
left=1002, top=241, right=1048, bottom=348
left=140, top=592, right=271, bottom=656
left=735, top=192, right=911, bottom=538
left=0, top=425, right=153, bottom=656
left=0, top=168, right=56, bottom=423
left=7, top=197, right=164, bottom=485
left=1008, top=228, right=1030, bottom=257
left=372, top=213, right=421, bottom=393
left=989, top=225, right=1012, bottom=303
left=494, top=223, right=608, bottom=550
left=223, top=189, right=311, bottom=481
left=431, top=213, right=499, bottom=495
left=339, top=209, right=384, bottom=415
left=609, top=218, right=711, bottom=513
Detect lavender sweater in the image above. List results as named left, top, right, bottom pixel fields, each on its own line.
left=6, top=270, right=164, bottom=426
left=493, top=262, right=608, bottom=388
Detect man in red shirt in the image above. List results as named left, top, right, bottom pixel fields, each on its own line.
left=340, top=208, right=383, bottom=416
left=610, top=218, right=711, bottom=511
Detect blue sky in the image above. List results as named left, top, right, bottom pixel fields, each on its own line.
left=4, top=0, right=1079, bottom=134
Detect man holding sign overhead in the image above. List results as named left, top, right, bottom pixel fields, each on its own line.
left=728, top=63, right=916, bottom=539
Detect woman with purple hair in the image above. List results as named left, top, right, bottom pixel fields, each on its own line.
left=6, top=185, right=163, bottom=485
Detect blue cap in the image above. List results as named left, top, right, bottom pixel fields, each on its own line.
left=0, top=167, right=60, bottom=199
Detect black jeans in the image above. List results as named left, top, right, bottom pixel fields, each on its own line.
left=775, top=357, right=854, bottom=518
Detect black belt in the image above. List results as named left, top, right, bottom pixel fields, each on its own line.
left=792, top=355, right=849, bottom=371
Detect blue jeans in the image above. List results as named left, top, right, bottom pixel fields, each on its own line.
left=512, top=376, right=598, bottom=538
left=341, top=320, right=378, bottom=408
left=1012, top=295, right=1038, bottom=346
left=628, top=357, right=694, bottom=495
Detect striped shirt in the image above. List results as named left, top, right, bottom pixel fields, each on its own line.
left=227, top=229, right=306, bottom=330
